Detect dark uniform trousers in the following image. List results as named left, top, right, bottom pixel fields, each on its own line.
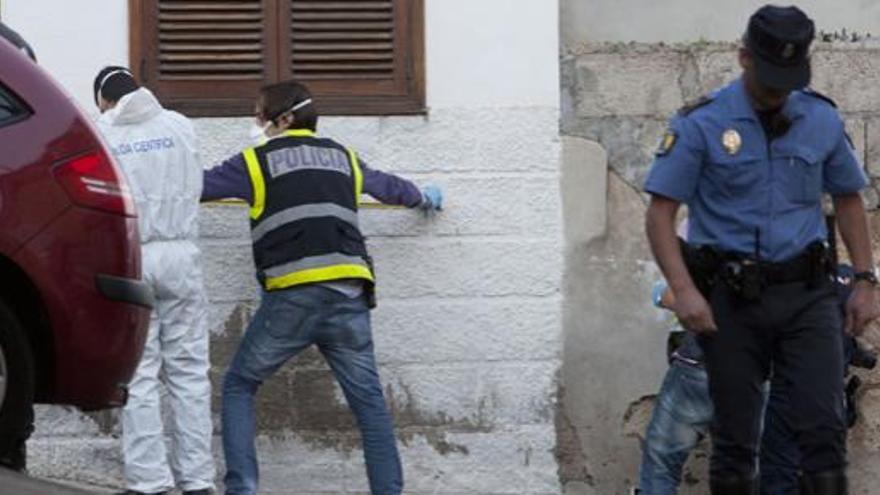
left=698, top=279, right=847, bottom=480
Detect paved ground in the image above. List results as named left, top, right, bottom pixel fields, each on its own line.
left=0, top=468, right=97, bottom=494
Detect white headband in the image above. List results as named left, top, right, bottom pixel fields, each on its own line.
left=97, top=69, right=133, bottom=98
left=271, top=98, right=313, bottom=122
left=290, top=98, right=312, bottom=112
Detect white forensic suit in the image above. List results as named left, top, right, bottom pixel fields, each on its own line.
left=97, top=88, right=215, bottom=494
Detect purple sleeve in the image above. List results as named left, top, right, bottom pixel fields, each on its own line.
left=201, top=154, right=253, bottom=204
left=360, top=160, right=424, bottom=207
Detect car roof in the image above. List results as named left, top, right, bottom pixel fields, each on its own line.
left=0, top=31, right=105, bottom=163
left=0, top=22, right=36, bottom=62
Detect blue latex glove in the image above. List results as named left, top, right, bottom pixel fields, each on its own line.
left=420, top=185, right=444, bottom=211
left=652, top=280, right=669, bottom=308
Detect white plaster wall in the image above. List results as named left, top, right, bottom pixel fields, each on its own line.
left=11, top=0, right=565, bottom=493
left=426, top=0, right=560, bottom=108
left=27, top=113, right=564, bottom=495
left=563, top=0, right=880, bottom=46
left=3, top=0, right=560, bottom=112
left=3, top=0, right=128, bottom=114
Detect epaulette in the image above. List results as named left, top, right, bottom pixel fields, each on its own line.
left=677, top=95, right=714, bottom=116
left=802, top=89, right=837, bottom=108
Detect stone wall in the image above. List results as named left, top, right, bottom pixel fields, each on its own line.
left=560, top=0, right=880, bottom=45
left=28, top=107, right=565, bottom=494
left=558, top=41, right=880, bottom=494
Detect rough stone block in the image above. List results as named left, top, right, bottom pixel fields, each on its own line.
left=27, top=437, right=123, bottom=489
left=197, top=174, right=561, bottom=240
left=385, top=362, right=558, bottom=429
left=395, top=425, right=561, bottom=494
left=31, top=406, right=102, bottom=438
left=29, top=422, right=562, bottom=494
left=812, top=49, right=880, bottom=113
left=572, top=52, right=685, bottom=118
left=319, top=116, right=383, bottom=160
left=845, top=118, right=868, bottom=167
left=194, top=108, right=562, bottom=177
left=695, top=49, right=740, bottom=95
left=864, top=118, right=880, bottom=179
left=850, top=387, right=880, bottom=453
left=199, top=238, right=561, bottom=302
left=252, top=368, right=358, bottom=432
left=198, top=203, right=250, bottom=240
left=256, top=435, right=350, bottom=493
left=204, top=303, right=244, bottom=339
left=205, top=361, right=561, bottom=436
left=194, top=118, right=252, bottom=168
left=371, top=297, right=563, bottom=365
left=564, top=116, right=667, bottom=190
left=370, top=238, right=562, bottom=300
left=480, top=363, right=559, bottom=425
left=198, top=241, right=258, bottom=303
left=367, top=108, right=561, bottom=175
left=366, top=175, right=561, bottom=238
left=562, top=136, right=608, bottom=246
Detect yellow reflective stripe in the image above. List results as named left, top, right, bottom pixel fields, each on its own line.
left=264, top=264, right=374, bottom=291
left=347, top=148, right=363, bottom=203
left=243, top=148, right=265, bottom=220
left=283, top=129, right=316, bottom=138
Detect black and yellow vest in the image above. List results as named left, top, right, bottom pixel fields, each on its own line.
left=243, top=129, right=374, bottom=291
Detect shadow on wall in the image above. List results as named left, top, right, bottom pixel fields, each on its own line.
left=555, top=135, right=710, bottom=493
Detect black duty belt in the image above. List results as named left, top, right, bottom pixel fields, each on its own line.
left=749, top=253, right=814, bottom=286
left=719, top=242, right=831, bottom=296
left=681, top=240, right=831, bottom=302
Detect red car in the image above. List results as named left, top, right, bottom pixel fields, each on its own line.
left=0, top=33, right=151, bottom=464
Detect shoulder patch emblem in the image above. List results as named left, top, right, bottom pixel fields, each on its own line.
left=655, top=130, right=678, bottom=156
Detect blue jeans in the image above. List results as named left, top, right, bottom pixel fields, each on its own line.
left=221, top=285, right=403, bottom=495
left=639, top=361, right=714, bottom=494
left=639, top=362, right=801, bottom=494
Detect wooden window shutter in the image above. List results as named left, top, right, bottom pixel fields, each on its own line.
left=130, top=0, right=423, bottom=116
left=283, top=0, right=424, bottom=115
left=131, top=0, right=281, bottom=117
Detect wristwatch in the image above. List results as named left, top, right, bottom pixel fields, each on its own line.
left=853, top=269, right=879, bottom=286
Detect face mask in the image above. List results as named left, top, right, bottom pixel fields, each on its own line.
left=252, top=99, right=312, bottom=143
left=248, top=122, right=271, bottom=145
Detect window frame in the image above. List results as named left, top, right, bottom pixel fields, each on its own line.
left=128, top=0, right=426, bottom=118
left=0, top=83, right=31, bottom=129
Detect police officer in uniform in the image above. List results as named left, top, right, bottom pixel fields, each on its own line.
left=202, top=80, right=442, bottom=495
left=644, top=5, right=879, bottom=494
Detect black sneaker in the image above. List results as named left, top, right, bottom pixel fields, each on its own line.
left=114, top=491, right=168, bottom=495
left=183, top=490, right=212, bottom=495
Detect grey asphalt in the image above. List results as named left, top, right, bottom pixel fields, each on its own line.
left=0, top=469, right=99, bottom=494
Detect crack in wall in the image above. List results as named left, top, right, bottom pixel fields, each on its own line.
left=554, top=384, right=595, bottom=487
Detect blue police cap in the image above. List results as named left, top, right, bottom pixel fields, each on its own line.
left=746, top=5, right=815, bottom=91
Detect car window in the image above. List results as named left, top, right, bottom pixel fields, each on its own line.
left=0, top=83, right=30, bottom=129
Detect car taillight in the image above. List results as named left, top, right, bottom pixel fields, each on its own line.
left=52, top=150, right=136, bottom=217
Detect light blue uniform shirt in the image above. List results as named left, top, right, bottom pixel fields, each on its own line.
left=645, top=78, right=867, bottom=262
